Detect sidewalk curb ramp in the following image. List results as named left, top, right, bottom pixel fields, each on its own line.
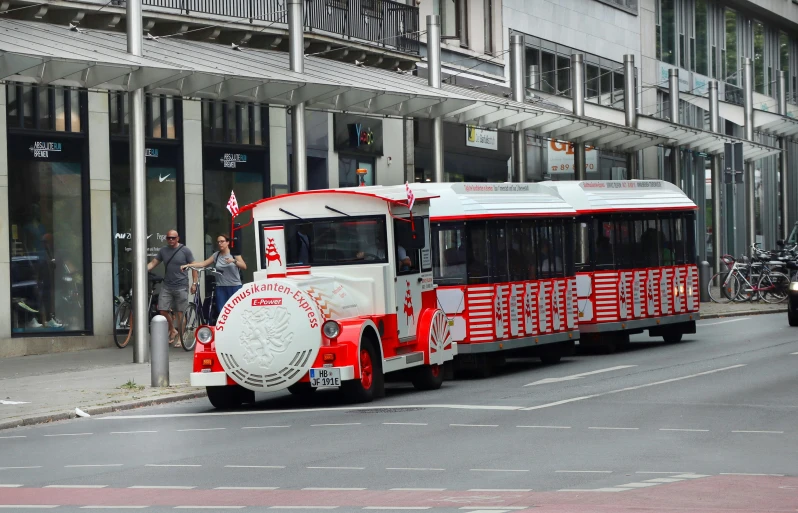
left=0, top=390, right=207, bottom=431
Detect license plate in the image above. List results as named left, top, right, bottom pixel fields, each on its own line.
left=309, top=368, right=341, bottom=388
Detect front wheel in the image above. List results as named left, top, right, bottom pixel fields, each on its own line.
left=113, top=302, right=133, bottom=349
left=663, top=333, right=683, bottom=343
left=181, top=305, right=200, bottom=351
left=758, top=272, right=789, bottom=304
left=206, top=385, right=243, bottom=409
left=341, top=343, right=382, bottom=403
left=708, top=272, right=739, bottom=303
left=411, top=364, right=444, bottom=391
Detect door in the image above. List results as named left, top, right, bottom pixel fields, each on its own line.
left=394, top=217, right=422, bottom=340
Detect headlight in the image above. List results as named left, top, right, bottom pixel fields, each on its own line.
left=789, top=282, right=798, bottom=292
left=322, top=320, right=341, bottom=339
left=197, top=326, right=214, bottom=344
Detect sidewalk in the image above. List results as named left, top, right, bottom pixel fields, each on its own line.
left=0, top=300, right=786, bottom=431
left=0, top=346, right=205, bottom=431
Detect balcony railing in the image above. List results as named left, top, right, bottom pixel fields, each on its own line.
left=139, top=0, right=420, bottom=54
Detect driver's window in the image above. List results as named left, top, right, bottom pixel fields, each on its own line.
left=394, top=218, right=420, bottom=275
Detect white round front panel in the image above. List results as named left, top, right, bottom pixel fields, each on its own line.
left=214, top=280, right=323, bottom=392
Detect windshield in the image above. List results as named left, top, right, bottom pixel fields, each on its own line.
left=259, top=215, right=388, bottom=268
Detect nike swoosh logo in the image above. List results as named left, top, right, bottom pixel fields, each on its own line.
left=159, top=174, right=171, bottom=182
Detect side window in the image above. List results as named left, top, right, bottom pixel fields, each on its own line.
left=507, top=220, right=536, bottom=281
left=613, top=218, right=632, bottom=269
left=593, top=217, right=615, bottom=269
left=489, top=220, right=509, bottom=283
left=537, top=222, right=563, bottom=278
left=684, top=212, right=696, bottom=264
left=659, top=216, right=675, bottom=266
left=637, top=217, right=660, bottom=268
left=393, top=218, right=420, bottom=275
left=285, top=222, right=313, bottom=266
left=432, top=222, right=466, bottom=285
left=466, top=221, right=490, bottom=284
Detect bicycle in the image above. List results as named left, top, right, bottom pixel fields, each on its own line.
left=708, top=248, right=789, bottom=304
left=113, top=271, right=167, bottom=348
left=181, top=266, right=221, bottom=351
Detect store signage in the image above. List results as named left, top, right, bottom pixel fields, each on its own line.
left=465, top=125, right=498, bottom=151
left=692, top=73, right=709, bottom=96
left=334, top=114, right=383, bottom=155
left=658, top=62, right=690, bottom=92
left=220, top=153, right=248, bottom=168
left=348, top=123, right=375, bottom=149
left=145, top=148, right=159, bottom=158
left=29, top=141, right=62, bottom=158
left=547, top=139, right=598, bottom=174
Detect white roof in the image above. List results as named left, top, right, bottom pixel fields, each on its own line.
left=414, top=182, right=576, bottom=220
left=537, top=180, right=697, bottom=213
left=240, top=185, right=435, bottom=214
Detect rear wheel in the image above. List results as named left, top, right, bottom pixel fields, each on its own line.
left=287, top=382, right=317, bottom=397
left=759, top=272, right=789, bottom=304
left=206, top=385, right=253, bottom=409
left=113, top=303, right=133, bottom=349
left=708, top=272, right=739, bottom=303
left=663, top=332, right=683, bottom=344
left=411, top=364, right=444, bottom=391
left=341, top=343, right=382, bottom=403
left=181, top=305, right=199, bottom=351
left=539, top=353, right=562, bottom=365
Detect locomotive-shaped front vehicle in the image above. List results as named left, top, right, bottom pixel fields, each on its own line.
left=190, top=186, right=457, bottom=408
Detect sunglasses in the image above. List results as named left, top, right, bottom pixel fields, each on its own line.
left=166, top=236, right=178, bottom=240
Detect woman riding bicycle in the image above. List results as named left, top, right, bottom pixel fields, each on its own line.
left=182, top=234, right=247, bottom=318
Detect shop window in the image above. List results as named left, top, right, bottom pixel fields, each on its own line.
left=109, top=93, right=180, bottom=139
left=7, top=84, right=84, bottom=133
left=339, top=156, right=374, bottom=187
left=432, top=222, right=467, bottom=286
left=201, top=99, right=267, bottom=146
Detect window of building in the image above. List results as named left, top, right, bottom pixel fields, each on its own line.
left=594, top=0, right=637, bottom=15
left=7, top=85, right=83, bottom=133
left=557, top=55, right=571, bottom=97
left=754, top=21, right=766, bottom=94
left=781, top=32, right=790, bottom=99
left=441, top=0, right=467, bottom=47
left=695, top=0, right=709, bottom=75
left=201, top=100, right=267, bottom=146
left=483, top=0, right=493, bottom=54
left=339, top=156, right=375, bottom=187
left=109, top=93, right=180, bottom=139
left=725, top=8, right=738, bottom=84
left=659, top=0, right=676, bottom=65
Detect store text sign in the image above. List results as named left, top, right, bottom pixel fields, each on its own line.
left=29, top=141, right=62, bottom=158
left=466, top=125, right=498, bottom=151
left=220, top=153, right=247, bottom=168
left=547, top=139, right=598, bottom=174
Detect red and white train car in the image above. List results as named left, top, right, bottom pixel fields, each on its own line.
left=539, top=180, right=699, bottom=350
left=421, top=182, right=580, bottom=373
left=190, top=186, right=457, bottom=408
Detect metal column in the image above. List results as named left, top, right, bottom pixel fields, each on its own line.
left=778, top=70, right=789, bottom=241
left=528, top=65, right=540, bottom=91
left=669, top=68, right=681, bottom=189
left=709, top=81, right=722, bottom=274
left=288, top=0, right=307, bottom=192
left=743, top=57, right=755, bottom=250
left=623, top=54, right=637, bottom=179
left=427, top=15, right=444, bottom=183
left=571, top=53, right=586, bottom=180
left=510, top=34, right=526, bottom=183
left=128, top=0, right=148, bottom=363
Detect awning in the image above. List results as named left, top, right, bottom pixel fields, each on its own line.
left=681, top=91, right=798, bottom=141
left=530, top=90, right=782, bottom=162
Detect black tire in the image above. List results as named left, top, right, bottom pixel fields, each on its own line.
left=708, top=272, right=739, bottom=303
left=411, top=364, right=444, bottom=391
left=539, top=353, right=562, bottom=365
left=663, top=333, right=683, bottom=344
left=788, top=309, right=798, bottom=327
left=181, top=305, right=199, bottom=351
left=114, top=303, right=133, bottom=349
left=287, top=382, right=318, bottom=396
left=341, top=342, right=382, bottom=403
left=206, top=385, right=244, bottom=409
left=759, top=272, right=789, bottom=304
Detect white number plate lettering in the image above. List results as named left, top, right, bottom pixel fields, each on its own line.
left=309, top=368, right=341, bottom=388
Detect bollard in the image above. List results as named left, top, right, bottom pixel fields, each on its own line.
left=150, top=315, right=170, bottom=387
left=698, top=260, right=711, bottom=303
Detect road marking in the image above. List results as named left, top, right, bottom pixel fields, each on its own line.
left=451, top=424, right=498, bottom=428
left=225, top=465, right=285, bottom=469
left=522, top=364, right=746, bottom=410
left=467, top=489, right=532, bottom=492
left=524, top=365, right=637, bottom=386
left=363, top=508, right=431, bottom=511
left=174, top=507, right=245, bottom=510
left=81, top=507, right=149, bottom=509
left=615, top=483, right=660, bottom=488
left=311, top=423, right=361, bottom=427
left=65, top=465, right=123, bottom=468
left=470, top=468, right=529, bottom=472
left=43, top=433, right=93, bottom=437
left=558, top=488, right=626, bottom=492
left=636, top=471, right=694, bottom=474
left=671, top=474, right=711, bottom=478
left=588, top=427, right=639, bottom=430
left=128, top=485, right=196, bottom=489
left=241, top=426, right=291, bottom=429
left=720, top=472, right=784, bottom=476
left=791, top=352, right=798, bottom=355
left=458, top=508, right=530, bottom=511
left=731, top=430, right=784, bottom=434
left=268, top=507, right=338, bottom=510
left=386, top=468, right=445, bottom=471
left=110, top=431, right=157, bottom=435
left=145, top=464, right=201, bottom=467
left=0, top=467, right=41, bottom=470
left=307, top=466, right=364, bottom=470
left=215, top=487, right=280, bottom=490
left=659, top=428, right=710, bottom=432
left=176, top=428, right=226, bottom=432
left=699, top=318, right=750, bottom=326
left=302, top=487, right=366, bottom=491
left=0, top=436, right=26, bottom=439
left=644, top=478, right=684, bottom=483
left=390, top=488, right=447, bottom=491
left=0, top=400, right=29, bottom=405
left=0, top=484, right=22, bottom=487
left=556, top=470, right=613, bottom=473
left=383, top=423, right=428, bottom=426
left=517, top=425, right=571, bottom=429
left=0, top=506, right=59, bottom=509
left=45, top=485, right=107, bottom=488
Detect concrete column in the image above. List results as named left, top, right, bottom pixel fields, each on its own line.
left=669, top=68, right=681, bottom=189
left=510, top=34, right=526, bottom=183
left=403, top=119, right=415, bottom=183
left=269, top=106, right=289, bottom=192
left=743, top=57, right=755, bottom=251
left=0, top=86, right=9, bottom=342
left=427, top=15, right=444, bottom=182
left=88, top=92, right=113, bottom=339
left=182, top=99, right=204, bottom=262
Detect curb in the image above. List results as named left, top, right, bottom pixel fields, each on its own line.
left=699, top=307, right=785, bottom=320
left=0, top=390, right=207, bottom=432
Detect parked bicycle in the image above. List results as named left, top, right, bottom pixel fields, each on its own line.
left=181, top=266, right=221, bottom=351
left=708, top=244, right=790, bottom=304
left=113, top=270, right=167, bottom=348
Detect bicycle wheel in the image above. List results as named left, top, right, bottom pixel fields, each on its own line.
left=181, top=304, right=200, bottom=351
left=114, top=302, right=133, bottom=349
left=707, top=272, right=740, bottom=303
left=758, top=272, right=790, bottom=304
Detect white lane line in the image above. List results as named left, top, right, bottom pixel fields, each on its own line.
left=363, top=508, right=431, bottom=511
left=382, top=423, right=428, bottom=426
left=671, top=474, right=711, bottom=478
left=81, top=507, right=149, bottom=509
left=386, top=468, right=445, bottom=471
left=110, top=431, right=157, bottom=435
left=558, top=488, right=627, bottom=492
left=644, top=478, right=684, bottom=483
left=390, top=488, right=447, bottom=491
left=720, top=472, right=784, bottom=476
left=588, top=427, right=639, bottom=430
left=176, top=428, right=226, bottom=432
left=174, top=507, right=245, bottom=510
left=555, top=470, right=613, bottom=473
left=459, top=508, right=530, bottom=511
left=699, top=318, right=750, bottom=326
left=311, top=423, right=361, bottom=427
left=302, top=487, right=366, bottom=491
left=517, top=425, right=571, bottom=429
left=0, top=436, right=26, bottom=439
left=523, top=364, right=746, bottom=411
left=307, top=466, right=364, bottom=470
left=615, top=483, right=660, bottom=488
left=468, top=488, right=532, bottom=492
left=215, top=487, right=280, bottom=490
left=268, top=507, right=339, bottom=510
left=636, top=471, right=693, bottom=474
left=43, top=433, right=93, bottom=437
left=0, top=485, right=23, bottom=488
left=470, top=469, right=529, bottom=472
left=44, top=485, right=108, bottom=488
left=731, top=430, right=784, bottom=434
left=659, top=428, right=710, bottom=432
left=0, top=467, right=42, bottom=470
left=128, top=485, right=196, bottom=489
left=65, top=465, right=123, bottom=468
left=450, top=424, right=498, bottom=428
left=225, top=465, right=285, bottom=469
left=241, top=426, right=291, bottom=429
left=0, top=506, right=59, bottom=509
left=791, top=352, right=798, bottom=355
left=525, top=365, right=637, bottom=386
left=145, top=464, right=201, bottom=467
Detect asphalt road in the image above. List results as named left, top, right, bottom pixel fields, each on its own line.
left=1, top=313, right=797, bottom=512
